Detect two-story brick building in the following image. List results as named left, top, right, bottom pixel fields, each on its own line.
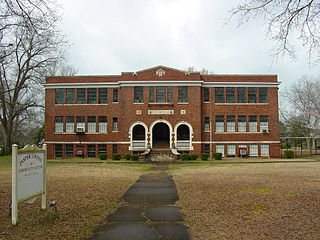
left=44, top=66, right=280, bottom=159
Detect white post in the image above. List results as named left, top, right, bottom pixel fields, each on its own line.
left=41, top=144, right=47, bottom=210
left=12, top=144, right=18, bottom=225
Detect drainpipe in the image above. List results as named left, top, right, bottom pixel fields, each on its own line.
left=209, top=86, right=213, bottom=165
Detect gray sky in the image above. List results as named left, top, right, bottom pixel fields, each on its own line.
left=57, top=0, right=319, bottom=91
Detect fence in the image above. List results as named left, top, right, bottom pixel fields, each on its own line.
left=280, top=137, right=320, bottom=158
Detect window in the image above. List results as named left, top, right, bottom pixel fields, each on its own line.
left=237, top=87, right=246, bottom=103
left=98, top=144, right=107, bottom=154
left=98, top=116, right=107, bottom=133
left=178, top=86, right=188, bottom=103
left=76, top=116, right=85, bottom=131
left=204, top=88, right=210, bottom=102
left=259, top=88, right=268, bottom=103
left=87, top=145, right=96, bottom=158
left=55, top=116, right=63, bottom=133
left=54, top=144, right=63, bottom=158
left=87, top=88, right=96, bottom=104
left=238, top=116, right=247, bottom=132
left=113, top=118, right=118, bottom=131
left=204, top=117, right=210, bottom=131
left=65, top=144, right=74, bottom=158
left=261, top=144, right=269, bottom=156
left=113, top=89, right=118, bottom=102
left=216, top=145, right=225, bottom=157
left=66, top=88, right=74, bottom=104
left=249, top=116, right=257, bottom=132
left=249, top=144, right=258, bottom=157
left=149, top=87, right=154, bottom=103
left=215, top=87, right=224, bottom=103
left=87, top=116, right=96, bottom=133
left=76, top=88, right=85, bottom=104
left=227, top=145, right=236, bottom=157
left=66, top=116, right=74, bottom=133
left=248, top=87, right=257, bottom=103
left=134, top=86, right=143, bottom=103
left=98, top=88, right=108, bottom=104
left=112, top=144, right=117, bottom=154
left=238, top=144, right=247, bottom=156
left=260, top=116, right=269, bottom=132
left=226, top=88, right=235, bottom=103
left=215, top=116, right=224, bottom=132
left=204, top=144, right=210, bottom=153
left=167, top=87, right=172, bottom=103
left=227, top=116, right=235, bottom=132
left=156, top=86, right=166, bottom=103
left=55, top=88, right=64, bottom=104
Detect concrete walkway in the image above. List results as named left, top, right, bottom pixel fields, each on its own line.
left=88, top=165, right=190, bottom=240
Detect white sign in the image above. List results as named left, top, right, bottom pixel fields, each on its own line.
left=17, top=152, right=45, bottom=202
left=11, top=144, right=47, bottom=225
left=148, top=110, right=174, bottom=115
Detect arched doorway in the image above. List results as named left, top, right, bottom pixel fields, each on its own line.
left=174, top=122, right=193, bottom=150
left=177, top=124, right=190, bottom=140
left=132, top=124, right=145, bottom=141
left=129, top=122, right=148, bottom=150
left=152, top=122, right=170, bottom=149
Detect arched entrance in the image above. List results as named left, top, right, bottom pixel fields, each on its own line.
left=129, top=122, right=148, bottom=150
left=132, top=124, right=145, bottom=141
left=174, top=122, right=194, bottom=150
left=152, top=122, right=170, bottom=149
left=177, top=124, right=190, bottom=140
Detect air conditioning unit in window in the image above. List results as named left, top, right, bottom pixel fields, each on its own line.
left=261, top=126, right=269, bottom=133
left=76, top=127, right=85, bottom=134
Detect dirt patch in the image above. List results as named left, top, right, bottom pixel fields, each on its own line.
left=173, top=162, right=320, bottom=240
left=0, top=164, right=142, bottom=240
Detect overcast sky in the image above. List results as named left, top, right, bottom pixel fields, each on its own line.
left=57, top=0, right=319, bottom=91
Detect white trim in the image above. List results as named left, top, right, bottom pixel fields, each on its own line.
left=119, top=80, right=203, bottom=86
left=150, top=119, right=173, bottom=148
left=192, top=141, right=280, bottom=144
left=203, top=82, right=280, bottom=87
left=45, top=80, right=280, bottom=89
left=128, top=121, right=148, bottom=150
left=45, top=141, right=130, bottom=144
left=44, top=82, right=119, bottom=89
left=174, top=121, right=194, bottom=150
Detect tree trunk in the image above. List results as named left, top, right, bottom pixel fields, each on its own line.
left=4, top=128, right=12, bottom=155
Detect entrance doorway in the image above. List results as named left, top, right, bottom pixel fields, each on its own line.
left=152, top=122, right=170, bottom=149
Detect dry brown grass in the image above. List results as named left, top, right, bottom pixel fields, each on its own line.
left=0, top=164, right=142, bottom=240
left=173, top=162, right=320, bottom=240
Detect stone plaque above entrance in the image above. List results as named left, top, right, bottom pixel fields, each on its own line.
left=148, top=110, right=174, bottom=115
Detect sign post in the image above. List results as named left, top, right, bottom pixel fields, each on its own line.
left=11, top=144, right=47, bottom=225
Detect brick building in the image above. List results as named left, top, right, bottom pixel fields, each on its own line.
left=44, top=66, right=280, bottom=159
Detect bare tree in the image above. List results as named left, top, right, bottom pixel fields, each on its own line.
left=229, top=0, right=320, bottom=63
left=281, top=75, right=320, bottom=147
left=185, top=66, right=214, bottom=74
left=0, top=0, right=67, bottom=154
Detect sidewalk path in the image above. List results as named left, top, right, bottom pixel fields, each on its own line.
left=88, top=165, right=190, bottom=240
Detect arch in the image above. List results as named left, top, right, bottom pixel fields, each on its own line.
left=150, top=119, right=173, bottom=149
left=174, top=121, right=194, bottom=150
left=128, top=121, right=148, bottom=150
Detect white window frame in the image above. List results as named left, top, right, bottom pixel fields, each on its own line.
left=87, top=122, right=96, bottom=133
left=261, top=144, right=269, bottom=156
left=66, top=122, right=74, bottom=133
left=227, top=145, right=236, bottom=157
left=249, top=144, right=258, bottom=157
left=249, top=122, right=257, bottom=132
left=98, top=122, right=107, bottom=133
left=55, top=122, right=63, bottom=133
left=215, top=122, right=224, bottom=133
left=238, top=122, right=246, bottom=132
left=227, top=122, right=235, bottom=132
left=216, top=144, right=225, bottom=157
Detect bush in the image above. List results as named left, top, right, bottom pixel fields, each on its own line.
left=190, top=154, right=198, bottom=160
left=201, top=153, right=210, bottom=161
left=130, top=154, right=139, bottom=161
left=284, top=150, right=294, bottom=158
left=213, top=152, right=223, bottom=160
left=98, top=153, right=107, bottom=160
left=112, top=153, right=121, bottom=160
left=124, top=154, right=131, bottom=160
left=181, top=153, right=191, bottom=161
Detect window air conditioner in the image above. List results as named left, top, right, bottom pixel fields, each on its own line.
left=76, top=127, right=85, bottom=133
left=261, top=126, right=269, bottom=133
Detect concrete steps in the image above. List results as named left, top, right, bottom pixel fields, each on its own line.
left=147, top=151, right=175, bottom=163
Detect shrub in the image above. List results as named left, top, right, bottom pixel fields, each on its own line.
left=181, top=153, right=191, bottom=161
left=190, top=154, right=198, bottom=160
left=130, top=154, right=139, bottom=161
left=98, top=153, right=107, bottom=160
left=112, top=153, right=121, bottom=160
left=124, top=154, right=131, bottom=160
left=201, top=153, right=210, bottom=161
left=213, top=152, right=223, bottom=160
left=284, top=150, right=294, bottom=158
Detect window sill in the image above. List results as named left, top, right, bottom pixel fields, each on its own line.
left=148, top=103, right=174, bottom=106
left=178, top=102, right=189, bottom=104
left=214, top=132, right=265, bottom=134
left=112, top=130, right=118, bottom=132
left=133, top=102, right=144, bottom=104
left=214, top=103, right=269, bottom=105
left=112, top=102, right=119, bottom=104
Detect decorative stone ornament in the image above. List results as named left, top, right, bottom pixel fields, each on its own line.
left=156, top=68, right=165, bottom=77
